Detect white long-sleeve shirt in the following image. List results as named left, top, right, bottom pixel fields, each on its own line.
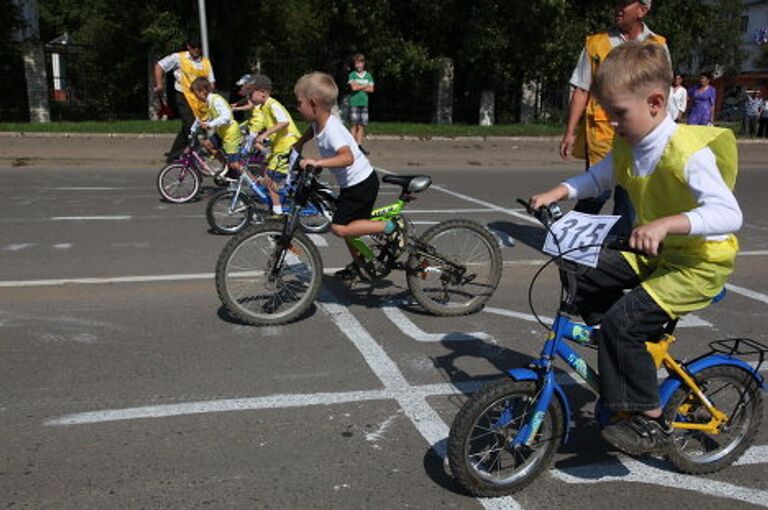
left=191, top=94, right=233, bottom=132
left=562, top=116, right=742, bottom=240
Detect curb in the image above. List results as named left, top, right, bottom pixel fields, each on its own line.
left=1, top=131, right=768, bottom=144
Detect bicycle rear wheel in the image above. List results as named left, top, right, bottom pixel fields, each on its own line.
left=448, top=379, right=563, bottom=497
left=406, top=219, right=502, bottom=316
left=206, top=190, right=261, bottom=235
left=157, top=163, right=200, bottom=203
left=664, top=365, right=763, bottom=474
left=215, top=225, right=323, bottom=326
left=298, top=196, right=335, bottom=234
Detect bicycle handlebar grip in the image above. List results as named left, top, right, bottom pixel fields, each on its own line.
left=605, top=237, right=662, bottom=256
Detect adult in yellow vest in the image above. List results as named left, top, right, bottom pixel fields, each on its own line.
left=560, top=0, right=668, bottom=235
left=154, top=37, right=216, bottom=162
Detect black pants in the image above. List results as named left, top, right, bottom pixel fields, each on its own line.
left=574, top=185, right=634, bottom=239
left=572, top=249, right=671, bottom=411
left=167, top=91, right=196, bottom=161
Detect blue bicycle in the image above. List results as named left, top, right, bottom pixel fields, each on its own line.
left=447, top=200, right=766, bottom=497
left=205, top=151, right=336, bottom=235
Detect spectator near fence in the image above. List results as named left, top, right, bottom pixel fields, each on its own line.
left=687, top=72, right=716, bottom=126
left=742, top=90, right=762, bottom=137
left=667, top=73, right=687, bottom=122
left=560, top=0, right=668, bottom=236
left=154, top=37, right=216, bottom=162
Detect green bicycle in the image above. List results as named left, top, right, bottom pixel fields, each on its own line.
left=215, top=161, right=503, bottom=326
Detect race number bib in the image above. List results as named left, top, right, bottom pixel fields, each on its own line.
left=542, top=211, right=619, bottom=268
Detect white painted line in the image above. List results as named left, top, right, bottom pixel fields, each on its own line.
left=52, top=243, right=73, bottom=250
left=307, top=234, right=329, bottom=247
left=430, top=184, right=538, bottom=225
left=484, top=306, right=710, bottom=329
left=47, top=187, right=122, bottom=191
left=411, top=221, right=439, bottom=225
left=50, top=215, right=131, bottom=221
left=726, top=283, right=768, bottom=305
left=0, top=273, right=215, bottom=288
left=550, top=450, right=768, bottom=507
left=2, top=243, right=34, bottom=251
left=740, top=250, right=768, bottom=256
left=406, top=208, right=494, bottom=214
left=382, top=304, right=494, bottom=342
left=317, top=290, right=522, bottom=510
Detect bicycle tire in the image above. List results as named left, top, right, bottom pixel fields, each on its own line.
left=406, top=219, right=502, bottom=316
left=215, top=224, right=323, bottom=326
left=206, top=190, right=260, bottom=235
left=664, top=365, right=763, bottom=474
left=448, top=379, right=563, bottom=497
left=298, top=196, right=335, bottom=234
left=157, top=163, right=201, bottom=203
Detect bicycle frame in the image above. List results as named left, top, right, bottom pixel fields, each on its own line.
left=505, top=307, right=766, bottom=448
left=346, top=198, right=407, bottom=260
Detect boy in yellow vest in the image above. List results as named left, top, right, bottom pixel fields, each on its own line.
left=248, top=74, right=302, bottom=215
left=529, top=41, right=742, bottom=454
left=189, top=77, right=243, bottom=180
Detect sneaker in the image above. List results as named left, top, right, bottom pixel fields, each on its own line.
left=601, top=413, right=673, bottom=455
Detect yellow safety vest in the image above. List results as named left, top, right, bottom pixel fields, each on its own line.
left=573, top=32, right=667, bottom=165
left=178, top=51, right=213, bottom=120
left=206, top=94, right=242, bottom=155
left=613, top=125, right=739, bottom=318
left=257, top=97, right=301, bottom=173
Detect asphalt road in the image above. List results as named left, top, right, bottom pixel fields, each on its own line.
left=1, top=137, right=767, bottom=509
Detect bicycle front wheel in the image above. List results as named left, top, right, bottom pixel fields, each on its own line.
left=406, top=219, right=502, bottom=316
left=206, top=190, right=260, bottom=235
left=157, top=163, right=201, bottom=203
left=215, top=225, right=323, bottom=326
left=664, top=365, right=763, bottom=474
left=448, top=379, right=563, bottom=497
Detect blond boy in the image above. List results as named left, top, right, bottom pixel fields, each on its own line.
left=529, top=41, right=742, bottom=454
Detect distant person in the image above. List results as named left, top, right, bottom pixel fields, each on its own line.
left=758, top=92, right=768, bottom=138
left=347, top=53, right=374, bottom=155
left=687, top=72, right=716, bottom=126
left=742, top=90, right=762, bottom=137
left=560, top=0, right=667, bottom=236
left=189, top=77, right=242, bottom=181
left=293, top=72, right=394, bottom=281
left=248, top=74, right=302, bottom=216
left=667, top=73, right=687, bottom=122
left=154, top=37, right=215, bottom=162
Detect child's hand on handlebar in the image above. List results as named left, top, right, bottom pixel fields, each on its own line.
left=529, top=185, right=569, bottom=210
left=300, top=158, right=320, bottom=170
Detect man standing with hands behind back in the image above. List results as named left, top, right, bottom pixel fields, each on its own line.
left=560, top=0, right=667, bottom=235
left=154, top=37, right=216, bottom=162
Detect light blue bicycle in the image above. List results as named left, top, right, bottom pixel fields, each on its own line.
left=447, top=200, right=766, bottom=497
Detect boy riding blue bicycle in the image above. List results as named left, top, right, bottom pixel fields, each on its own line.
left=292, top=72, right=398, bottom=280
left=529, top=41, right=742, bottom=454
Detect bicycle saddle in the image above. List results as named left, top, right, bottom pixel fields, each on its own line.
left=382, top=175, right=432, bottom=193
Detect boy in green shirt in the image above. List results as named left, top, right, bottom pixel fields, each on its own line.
left=347, top=53, right=374, bottom=155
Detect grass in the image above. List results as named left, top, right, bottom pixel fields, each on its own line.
left=0, top=119, right=745, bottom=138
left=0, top=119, right=563, bottom=137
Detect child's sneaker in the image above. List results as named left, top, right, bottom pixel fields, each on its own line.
left=601, top=413, right=673, bottom=455
left=334, top=262, right=365, bottom=281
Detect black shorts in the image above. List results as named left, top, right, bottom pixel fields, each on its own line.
left=333, top=171, right=380, bottom=225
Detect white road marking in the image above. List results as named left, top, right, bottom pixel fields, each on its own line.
left=740, top=250, right=768, bottom=256
left=550, top=451, right=768, bottom=507
left=406, top=208, right=495, bottom=214
left=47, top=187, right=122, bottom=191
left=2, top=243, right=34, bottom=251
left=52, top=243, right=73, bottom=250
left=364, top=411, right=402, bottom=442
left=307, top=234, right=329, bottom=247
left=430, top=185, right=537, bottom=225
left=382, top=304, right=494, bottom=342
left=726, top=283, right=768, bottom=305
left=484, top=306, right=711, bottom=329
left=50, top=215, right=131, bottom=221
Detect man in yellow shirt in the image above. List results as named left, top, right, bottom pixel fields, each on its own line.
left=560, top=1, right=667, bottom=235
left=154, top=37, right=215, bottom=162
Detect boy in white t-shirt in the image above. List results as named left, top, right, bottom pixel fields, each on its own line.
left=293, top=72, right=396, bottom=280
